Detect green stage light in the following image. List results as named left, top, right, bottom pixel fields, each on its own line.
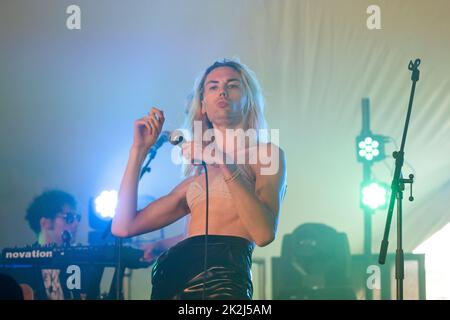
left=361, top=182, right=389, bottom=210
left=356, top=135, right=386, bottom=163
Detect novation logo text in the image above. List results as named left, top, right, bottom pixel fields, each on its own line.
left=4, top=249, right=53, bottom=259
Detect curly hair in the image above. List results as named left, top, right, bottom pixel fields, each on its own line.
left=25, top=190, right=77, bottom=235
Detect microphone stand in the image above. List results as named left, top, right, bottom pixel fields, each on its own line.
left=378, top=59, right=420, bottom=300
left=140, top=133, right=169, bottom=179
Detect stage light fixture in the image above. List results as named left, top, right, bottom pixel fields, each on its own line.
left=94, top=190, right=118, bottom=219
left=88, top=189, right=118, bottom=233
left=360, top=182, right=389, bottom=210
left=356, top=134, right=386, bottom=163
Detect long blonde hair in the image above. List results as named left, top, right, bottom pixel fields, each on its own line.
left=183, top=58, right=268, bottom=176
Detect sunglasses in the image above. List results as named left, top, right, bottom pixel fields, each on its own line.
left=57, top=212, right=81, bottom=224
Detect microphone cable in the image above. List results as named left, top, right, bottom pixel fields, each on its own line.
left=196, top=161, right=209, bottom=301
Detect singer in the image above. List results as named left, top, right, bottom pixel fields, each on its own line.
left=112, top=58, right=287, bottom=300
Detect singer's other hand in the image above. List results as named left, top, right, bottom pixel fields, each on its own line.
left=132, top=107, right=165, bottom=151
left=181, top=141, right=222, bottom=167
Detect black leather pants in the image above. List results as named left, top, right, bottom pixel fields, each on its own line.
left=151, top=235, right=254, bottom=300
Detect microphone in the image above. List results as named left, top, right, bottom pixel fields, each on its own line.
left=168, top=130, right=185, bottom=146
left=168, top=130, right=205, bottom=167
left=61, top=230, right=72, bottom=247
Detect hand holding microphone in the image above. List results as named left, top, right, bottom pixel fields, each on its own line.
left=133, top=107, right=165, bottom=152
